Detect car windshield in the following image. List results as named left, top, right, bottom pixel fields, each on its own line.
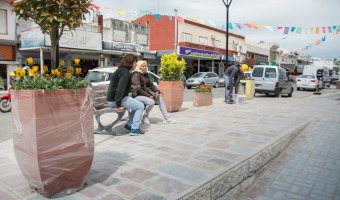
left=300, top=75, right=316, bottom=79
left=84, top=71, right=108, bottom=83
left=191, top=73, right=204, bottom=78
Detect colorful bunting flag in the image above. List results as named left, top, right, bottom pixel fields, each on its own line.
left=284, top=27, right=289, bottom=34
left=154, top=14, right=161, bottom=20
left=177, top=17, right=184, bottom=23
left=228, top=22, right=233, bottom=29
left=117, top=9, right=125, bottom=16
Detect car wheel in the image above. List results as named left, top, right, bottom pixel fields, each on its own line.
left=214, top=82, right=219, bottom=88
left=186, top=86, right=192, bottom=89
left=265, top=93, right=269, bottom=96
left=297, top=87, right=300, bottom=91
left=275, top=89, right=282, bottom=98
left=200, top=82, right=205, bottom=86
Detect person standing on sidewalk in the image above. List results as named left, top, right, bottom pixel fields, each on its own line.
left=224, top=63, right=248, bottom=104
left=107, top=54, right=145, bottom=136
left=131, top=60, right=176, bottom=124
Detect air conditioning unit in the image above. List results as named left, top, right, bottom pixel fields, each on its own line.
left=211, top=35, right=215, bottom=39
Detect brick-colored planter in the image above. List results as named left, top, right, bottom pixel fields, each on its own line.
left=11, top=88, right=94, bottom=197
left=158, top=81, right=184, bottom=112
left=193, top=92, right=213, bottom=107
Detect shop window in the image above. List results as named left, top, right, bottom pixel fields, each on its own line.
left=182, top=33, right=192, bottom=43
left=0, top=9, right=7, bottom=34
left=199, top=37, right=208, bottom=45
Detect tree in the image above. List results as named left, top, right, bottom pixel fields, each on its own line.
left=241, top=57, right=256, bottom=70
left=8, top=0, right=94, bottom=69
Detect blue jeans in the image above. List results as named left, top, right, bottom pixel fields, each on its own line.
left=134, top=95, right=170, bottom=120
left=108, top=96, right=144, bottom=130
left=224, top=74, right=234, bottom=101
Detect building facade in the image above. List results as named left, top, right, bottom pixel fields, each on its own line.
left=0, top=0, right=19, bottom=90
left=133, top=14, right=247, bottom=76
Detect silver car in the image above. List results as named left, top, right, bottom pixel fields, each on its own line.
left=186, top=72, right=219, bottom=89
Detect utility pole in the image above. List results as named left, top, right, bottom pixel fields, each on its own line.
left=222, top=0, right=233, bottom=68
left=174, top=9, right=178, bottom=53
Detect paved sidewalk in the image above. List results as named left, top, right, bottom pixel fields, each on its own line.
left=239, top=119, right=340, bottom=200
left=0, top=90, right=339, bottom=199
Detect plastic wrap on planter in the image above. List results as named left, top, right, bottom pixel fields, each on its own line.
left=11, top=88, right=94, bottom=197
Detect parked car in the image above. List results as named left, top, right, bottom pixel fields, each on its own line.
left=185, top=72, right=219, bottom=89
left=251, top=65, right=294, bottom=97
left=84, top=66, right=160, bottom=86
left=296, top=74, right=322, bottom=91
left=218, top=74, right=225, bottom=87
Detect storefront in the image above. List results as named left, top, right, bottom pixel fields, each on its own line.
left=0, top=44, right=19, bottom=90
left=19, top=27, right=102, bottom=76
left=177, top=46, right=222, bottom=77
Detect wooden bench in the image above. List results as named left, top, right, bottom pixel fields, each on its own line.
left=91, top=83, right=126, bottom=136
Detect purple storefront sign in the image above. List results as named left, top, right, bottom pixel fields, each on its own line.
left=178, top=46, right=221, bottom=59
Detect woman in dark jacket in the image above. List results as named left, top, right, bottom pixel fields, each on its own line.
left=131, top=60, right=176, bottom=124
left=107, top=54, right=145, bottom=136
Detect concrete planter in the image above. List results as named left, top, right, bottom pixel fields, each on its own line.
left=193, top=92, right=213, bottom=107
left=11, top=88, right=94, bottom=197
left=158, top=81, right=184, bottom=112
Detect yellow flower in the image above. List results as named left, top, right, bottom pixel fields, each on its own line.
left=32, top=66, right=39, bottom=73
left=59, top=60, right=65, bottom=66
left=74, top=58, right=80, bottom=65
left=19, top=70, right=25, bottom=78
left=45, top=74, right=50, bottom=79
left=26, top=57, right=34, bottom=66
left=43, top=65, right=49, bottom=73
left=65, top=73, right=72, bottom=79
left=75, top=67, right=82, bottom=74
left=68, top=66, right=74, bottom=74
left=56, top=71, right=61, bottom=77
left=15, top=67, right=21, bottom=74
left=28, top=69, right=34, bottom=77
left=9, top=71, right=16, bottom=78
left=51, top=69, right=59, bottom=75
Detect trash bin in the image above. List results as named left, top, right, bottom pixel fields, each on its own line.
left=234, top=82, right=246, bottom=105
left=235, top=82, right=246, bottom=95
left=240, top=79, right=255, bottom=100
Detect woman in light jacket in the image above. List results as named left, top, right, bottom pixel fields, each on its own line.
left=131, top=60, right=176, bottom=124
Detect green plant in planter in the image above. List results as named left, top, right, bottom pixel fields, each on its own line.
left=160, top=52, right=186, bottom=81
left=10, top=58, right=87, bottom=97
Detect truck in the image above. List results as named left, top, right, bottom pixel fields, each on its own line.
left=302, top=65, right=331, bottom=88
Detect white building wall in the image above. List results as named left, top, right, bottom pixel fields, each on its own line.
left=0, top=0, right=16, bottom=41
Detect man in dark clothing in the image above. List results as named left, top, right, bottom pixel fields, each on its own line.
left=223, top=64, right=248, bottom=104
left=107, top=54, right=145, bottom=136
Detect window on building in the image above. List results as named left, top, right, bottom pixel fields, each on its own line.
left=214, top=40, right=221, bottom=48
left=182, top=33, right=192, bottom=42
left=199, top=37, right=208, bottom=45
left=0, top=9, right=7, bottom=34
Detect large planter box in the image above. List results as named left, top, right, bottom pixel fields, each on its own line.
left=158, top=81, right=184, bottom=112
left=11, top=88, right=94, bottom=197
left=193, top=92, right=213, bottom=107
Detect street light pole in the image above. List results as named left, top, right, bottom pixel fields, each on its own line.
left=174, top=9, right=178, bottom=53
left=222, top=0, right=233, bottom=68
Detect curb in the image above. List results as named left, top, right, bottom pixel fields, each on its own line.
left=179, top=121, right=311, bottom=200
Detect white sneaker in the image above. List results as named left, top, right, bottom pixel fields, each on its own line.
left=163, top=118, right=176, bottom=124
left=142, top=117, right=150, bottom=124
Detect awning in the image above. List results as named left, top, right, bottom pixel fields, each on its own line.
left=280, top=64, right=297, bottom=72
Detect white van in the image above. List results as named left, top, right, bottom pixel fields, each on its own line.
left=251, top=65, right=294, bottom=97
left=302, top=65, right=330, bottom=88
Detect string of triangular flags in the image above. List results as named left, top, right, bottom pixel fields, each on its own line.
left=90, top=5, right=339, bottom=56
left=91, top=5, right=340, bottom=34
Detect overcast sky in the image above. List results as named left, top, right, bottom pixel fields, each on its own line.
left=92, top=0, right=340, bottom=60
